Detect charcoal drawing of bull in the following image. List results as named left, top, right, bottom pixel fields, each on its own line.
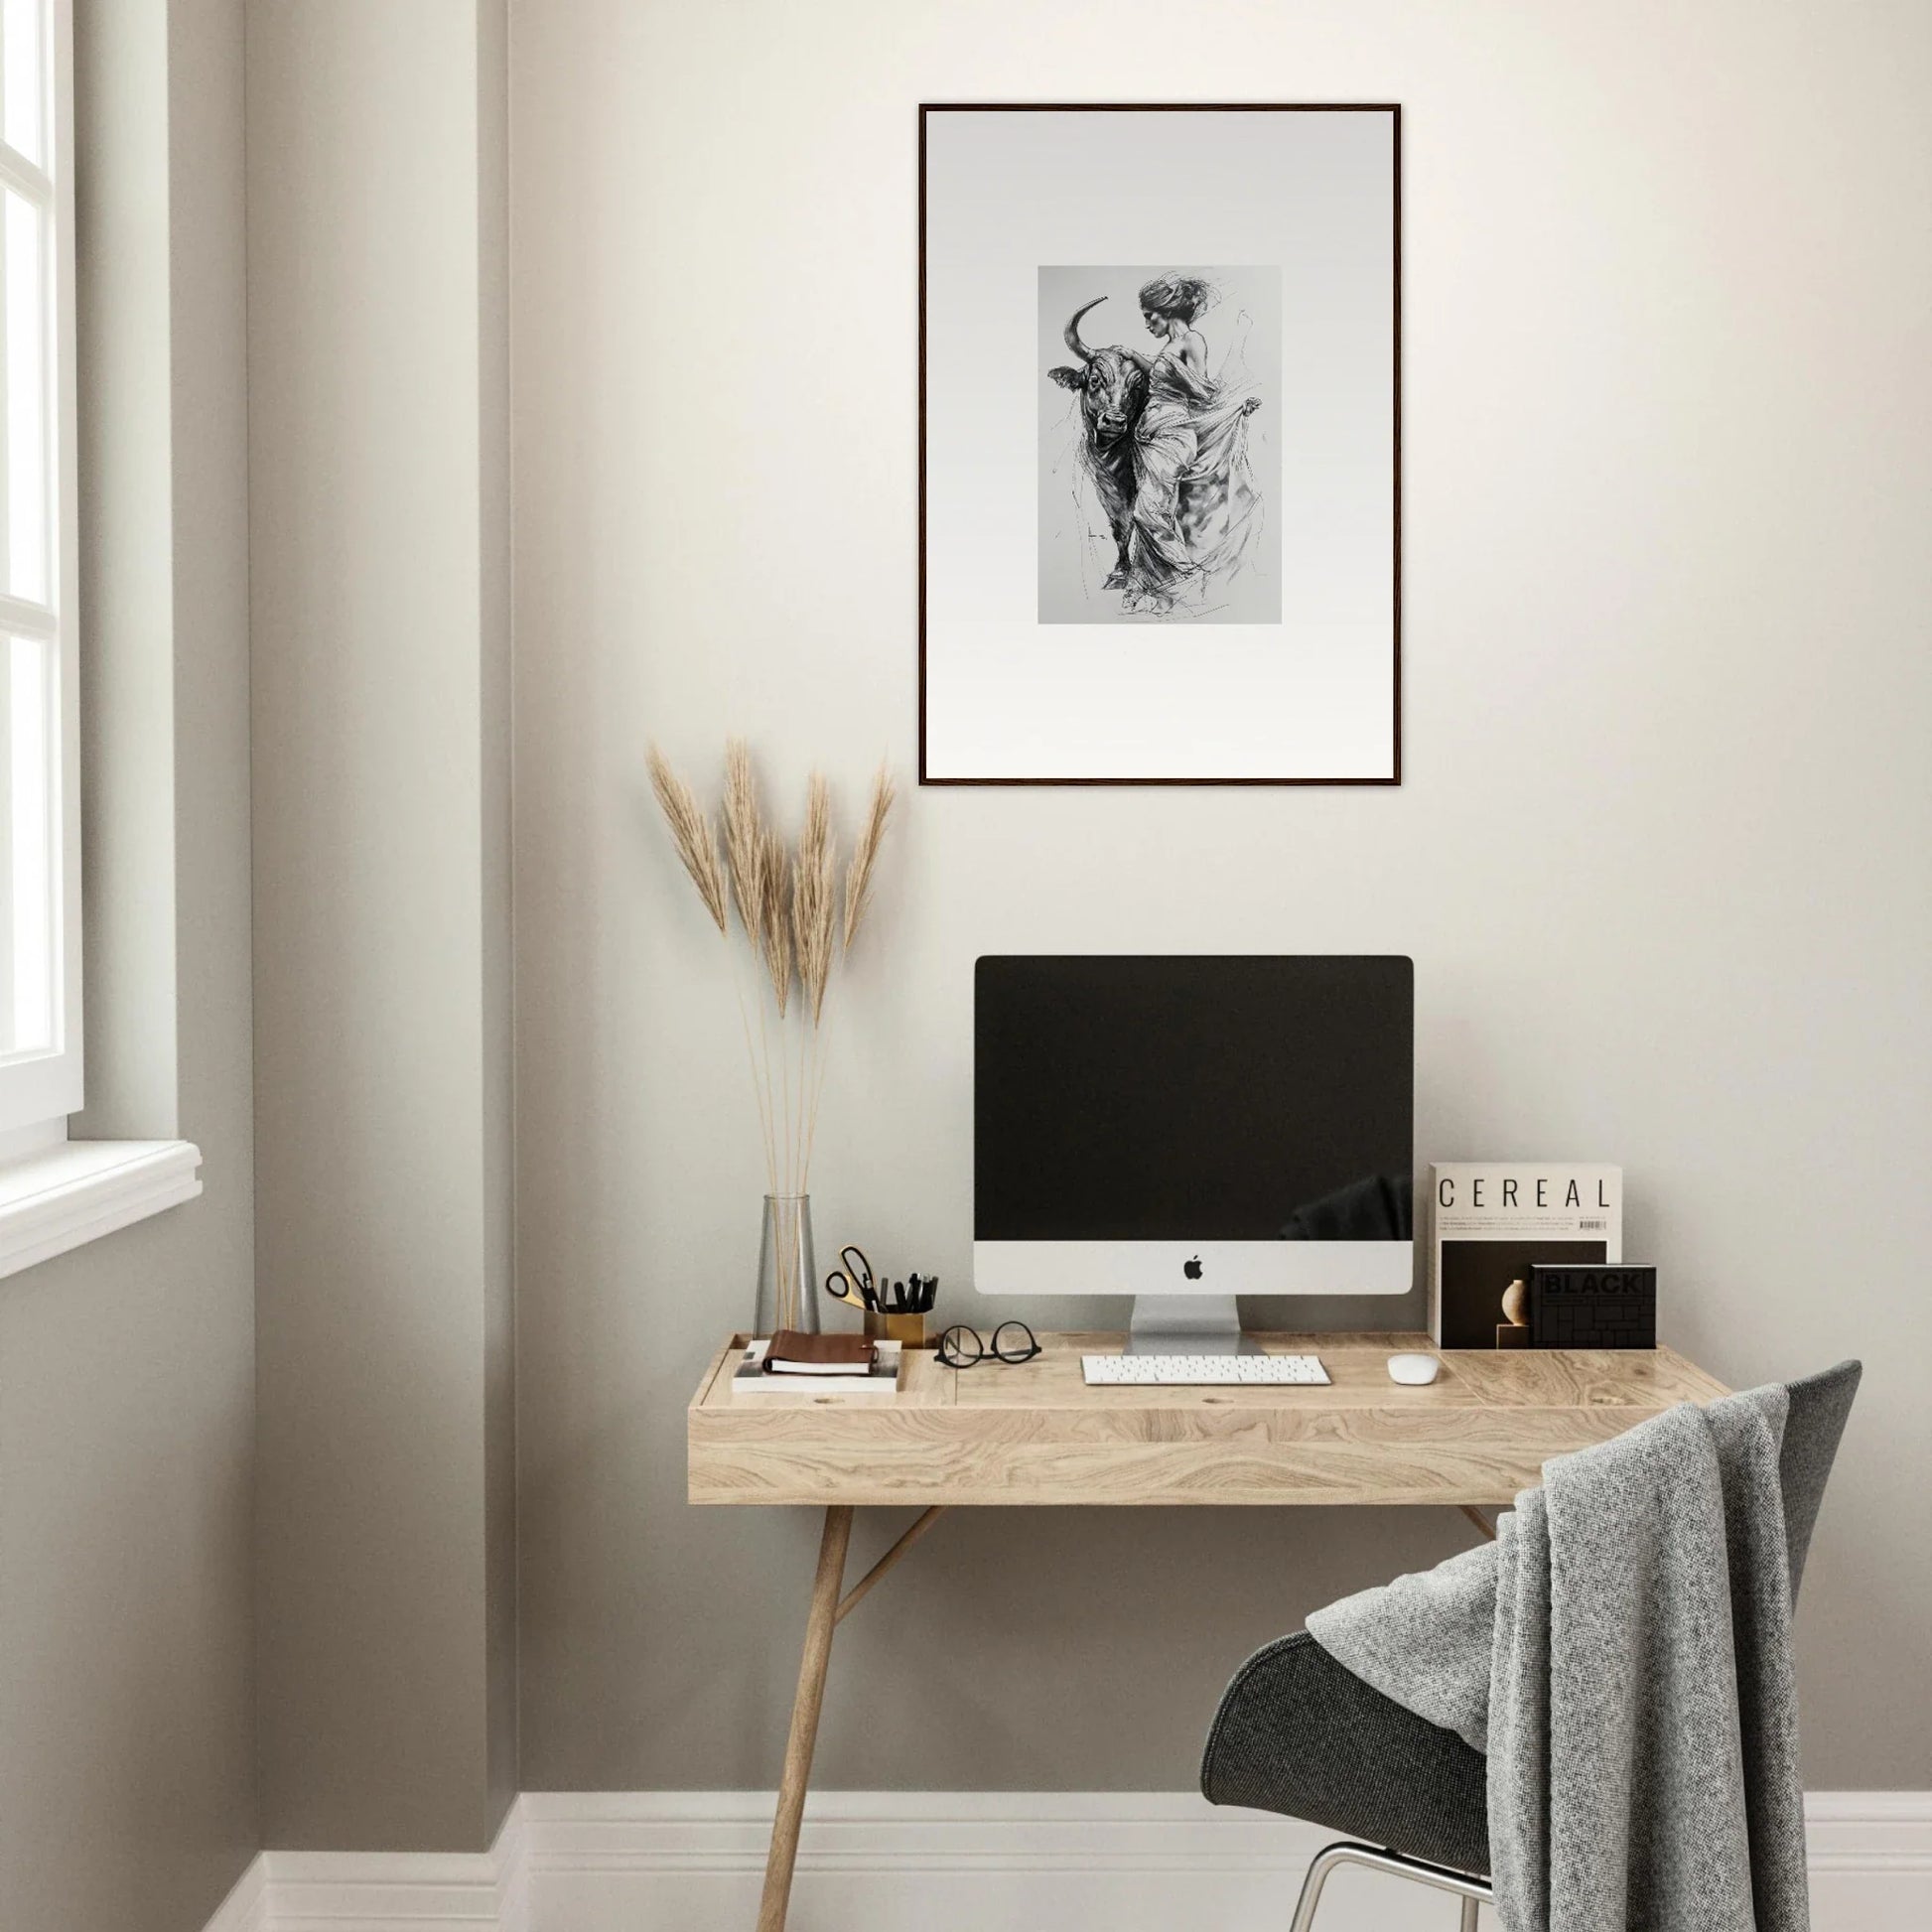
left=1046, top=298, right=1151, bottom=591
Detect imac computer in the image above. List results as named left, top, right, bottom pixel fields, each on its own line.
left=974, top=955, right=1414, bottom=1352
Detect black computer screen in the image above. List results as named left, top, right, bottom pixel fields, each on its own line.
left=974, top=956, right=1414, bottom=1241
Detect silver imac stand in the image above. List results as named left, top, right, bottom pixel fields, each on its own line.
left=1126, top=1294, right=1258, bottom=1355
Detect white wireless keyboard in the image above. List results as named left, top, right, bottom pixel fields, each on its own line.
left=1081, top=1352, right=1329, bottom=1387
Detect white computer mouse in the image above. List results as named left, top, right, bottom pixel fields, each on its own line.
left=1387, top=1352, right=1442, bottom=1386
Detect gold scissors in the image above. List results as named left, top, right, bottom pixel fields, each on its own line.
left=824, top=1244, right=878, bottom=1312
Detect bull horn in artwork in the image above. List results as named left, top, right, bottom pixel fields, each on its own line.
left=1063, top=297, right=1107, bottom=363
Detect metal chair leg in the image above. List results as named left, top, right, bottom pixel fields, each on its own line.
left=1288, top=1841, right=1493, bottom=1932
left=1286, top=1844, right=1351, bottom=1932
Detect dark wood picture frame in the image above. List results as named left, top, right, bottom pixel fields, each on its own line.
left=917, top=102, right=1402, bottom=787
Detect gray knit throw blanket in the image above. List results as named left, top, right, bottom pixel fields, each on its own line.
left=1308, top=1388, right=1809, bottom=1932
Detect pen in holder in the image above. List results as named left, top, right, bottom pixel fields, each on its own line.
left=867, top=1273, right=938, bottom=1348
left=826, top=1251, right=938, bottom=1347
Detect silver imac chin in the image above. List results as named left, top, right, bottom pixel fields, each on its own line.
left=972, top=1240, right=1413, bottom=1353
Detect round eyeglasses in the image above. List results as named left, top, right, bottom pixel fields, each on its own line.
left=935, top=1320, right=1041, bottom=1369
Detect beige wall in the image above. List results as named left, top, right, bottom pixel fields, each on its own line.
left=511, top=0, right=1932, bottom=1793
left=478, top=0, right=519, bottom=1841
left=249, top=0, right=516, bottom=1854
left=0, top=3, right=257, bottom=1929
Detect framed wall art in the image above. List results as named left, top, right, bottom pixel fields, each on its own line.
left=918, top=104, right=1401, bottom=785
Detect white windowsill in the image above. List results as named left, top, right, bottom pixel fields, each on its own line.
left=0, top=1139, right=203, bottom=1282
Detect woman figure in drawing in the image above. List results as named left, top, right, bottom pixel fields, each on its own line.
left=1126, top=274, right=1264, bottom=616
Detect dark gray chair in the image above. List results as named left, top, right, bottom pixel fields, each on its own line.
left=1200, top=1361, right=1861, bottom=1930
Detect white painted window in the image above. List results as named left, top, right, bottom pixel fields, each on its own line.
left=0, top=1, right=201, bottom=1274
left=0, top=0, right=77, bottom=1142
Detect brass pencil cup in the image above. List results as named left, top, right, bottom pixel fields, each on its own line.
left=866, top=1310, right=926, bottom=1348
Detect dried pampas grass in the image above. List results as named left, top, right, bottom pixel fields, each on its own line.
left=758, top=827, right=793, bottom=1019
left=722, top=738, right=765, bottom=941
left=646, top=741, right=897, bottom=1196
left=792, top=774, right=837, bottom=1025
left=843, top=763, right=895, bottom=951
left=646, top=747, right=727, bottom=935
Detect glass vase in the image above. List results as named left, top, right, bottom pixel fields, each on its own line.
left=754, top=1193, right=818, bottom=1338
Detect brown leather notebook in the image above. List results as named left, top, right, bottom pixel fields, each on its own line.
left=765, top=1330, right=876, bottom=1374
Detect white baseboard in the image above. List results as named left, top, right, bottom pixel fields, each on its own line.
left=202, top=1854, right=268, bottom=1932
left=199, top=1805, right=526, bottom=1932
left=202, top=1790, right=1932, bottom=1932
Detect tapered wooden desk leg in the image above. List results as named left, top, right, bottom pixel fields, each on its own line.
left=757, top=1504, right=854, bottom=1932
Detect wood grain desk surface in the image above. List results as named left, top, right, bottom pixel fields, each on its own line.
left=688, top=1331, right=1729, bottom=1508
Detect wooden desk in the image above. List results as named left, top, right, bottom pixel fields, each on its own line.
left=688, top=1331, right=1727, bottom=1930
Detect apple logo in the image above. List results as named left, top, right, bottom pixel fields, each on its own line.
left=1183, top=1255, right=1203, bottom=1280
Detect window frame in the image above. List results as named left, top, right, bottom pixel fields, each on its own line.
left=0, top=0, right=80, bottom=1138
left=0, top=0, right=201, bottom=1281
